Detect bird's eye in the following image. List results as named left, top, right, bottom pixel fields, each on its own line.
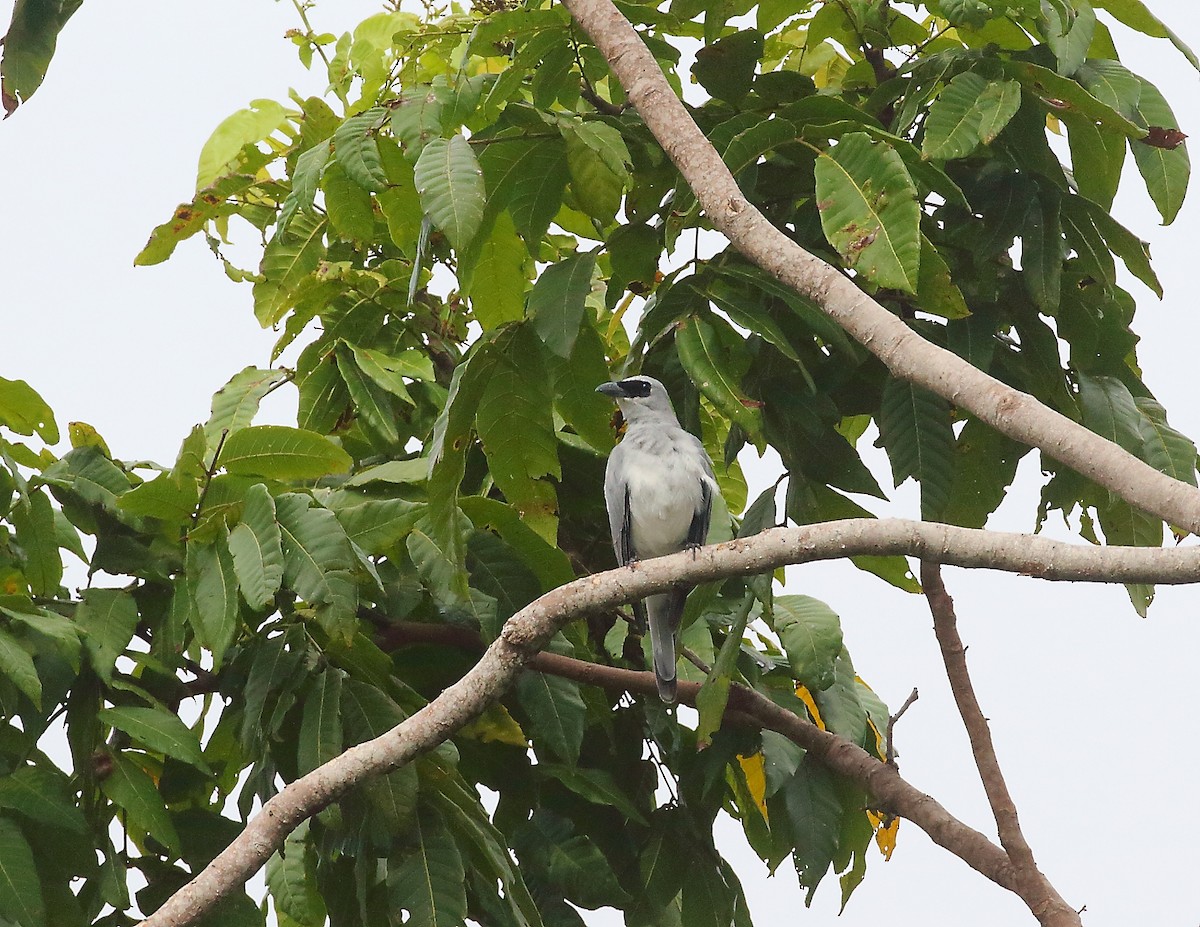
left=618, top=378, right=652, bottom=398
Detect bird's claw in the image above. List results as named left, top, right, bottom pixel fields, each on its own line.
left=684, top=542, right=701, bottom=559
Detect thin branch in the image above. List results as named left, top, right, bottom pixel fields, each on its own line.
left=190, top=429, right=228, bottom=530
left=557, top=0, right=1200, bottom=537
left=921, top=562, right=1081, bottom=927
left=885, top=686, right=918, bottom=767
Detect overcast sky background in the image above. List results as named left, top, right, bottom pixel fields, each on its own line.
left=2, top=2, right=1199, bottom=925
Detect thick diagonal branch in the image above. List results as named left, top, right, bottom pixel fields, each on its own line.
left=922, top=563, right=1081, bottom=927
left=138, top=519, right=1195, bottom=927
left=558, top=0, right=1200, bottom=535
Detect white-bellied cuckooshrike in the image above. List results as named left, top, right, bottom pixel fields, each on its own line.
left=596, top=375, right=722, bottom=704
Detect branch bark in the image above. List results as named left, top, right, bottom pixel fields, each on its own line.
left=557, top=0, right=1200, bottom=536
left=922, top=563, right=1082, bottom=927
left=139, top=519, right=1197, bottom=926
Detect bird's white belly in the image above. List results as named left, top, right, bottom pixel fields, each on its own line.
left=622, top=448, right=705, bottom=558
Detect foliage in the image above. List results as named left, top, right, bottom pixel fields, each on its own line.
left=0, top=0, right=1196, bottom=924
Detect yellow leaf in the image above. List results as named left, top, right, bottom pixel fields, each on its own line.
left=867, top=810, right=899, bottom=861
left=68, top=422, right=112, bottom=457
left=737, top=752, right=769, bottom=820
left=795, top=685, right=826, bottom=730
left=458, top=703, right=527, bottom=747
left=1046, top=113, right=1062, bottom=135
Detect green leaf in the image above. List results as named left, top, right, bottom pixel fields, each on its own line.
left=1134, top=398, right=1197, bottom=487
left=227, top=483, right=285, bottom=610
left=267, top=821, right=327, bottom=927
left=676, top=315, right=763, bottom=442
left=275, top=493, right=358, bottom=640
left=0, top=0, right=83, bottom=114
left=463, top=211, right=530, bottom=329
left=1076, top=197, right=1161, bottom=297
left=773, top=595, right=843, bottom=691
left=477, top=135, right=571, bottom=246
left=467, top=532, right=543, bottom=639
left=538, top=764, right=647, bottom=826
left=205, top=367, right=291, bottom=450
left=814, top=133, right=921, bottom=293
left=877, top=377, right=955, bottom=521
left=1077, top=373, right=1143, bottom=456
left=323, top=160, right=376, bottom=241
left=1000, top=60, right=1147, bottom=138
left=0, top=628, right=40, bottom=707
left=1020, top=188, right=1063, bottom=314
left=914, top=235, right=969, bottom=320
left=414, top=134, right=487, bottom=250
left=696, top=594, right=752, bottom=747
left=186, top=537, right=240, bottom=667
left=196, top=99, right=288, bottom=188
left=135, top=173, right=262, bottom=266
left=692, top=30, right=762, bottom=104
left=389, top=807, right=467, bottom=927
left=100, top=754, right=180, bottom=854
left=944, top=419, right=1027, bottom=529
left=254, top=213, right=328, bottom=326
left=0, top=766, right=86, bottom=834
left=298, top=670, right=344, bottom=774
left=407, top=505, right=473, bottom=607
left=333, top=107, right=390, bottom=191
left=560, top=120, right=629, bottom=226
left=775, top=757, right=842, bottom=900
left=12, top=489, right=60, bottom=596
left=459, top=496, right=574, bottom=590
left=117, top=468, right=201, bottom=526
left=476, top=341, right=560, bottom=544
left=100, top=706, right=210, bottom=772
left=0, top=376, right=56, bottom=443
left=326, top=491, right=423, bottom=555
left=281, top=141, right=332, bottom=230
left=1129, top=76, right=1190, bottom=225
left=220, top=425, right=352, bottom=480
left=529, top=252, right=597, bottom=358
left=346, top=343, right=425, bottom=405
left=74, top=588, right=139, bottom=685
left=517, top=671, right=585, bottom=764
left=335, top=343, right=401, bottom=446
left=922, top=73, right=1019, bottom=160
left=1091, top=0, right=1198, bottom=69
left=0, top=816, right=44, bottom=927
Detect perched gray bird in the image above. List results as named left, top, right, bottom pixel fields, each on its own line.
left=596, top=375, right=721, bottom=704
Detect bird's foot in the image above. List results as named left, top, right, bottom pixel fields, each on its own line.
left=684, top=542, right=701, bottom=559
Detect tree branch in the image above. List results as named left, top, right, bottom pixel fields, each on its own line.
left=138, top=518, right=1198, bottom=926
left=559, top=0, right=1200, bottom=536
left=922, top=563, right=1081, bottom=927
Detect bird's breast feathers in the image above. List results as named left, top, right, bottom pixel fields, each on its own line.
left=616, top=433, right=713, bottom=558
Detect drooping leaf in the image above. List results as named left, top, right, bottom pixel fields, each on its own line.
left=12, top=489, right=60, bottom=596
left=185, top=536, right=240, bottom=667
left=529, top=252, right=597, bottom=359
left=275, top=493, right=358, bottom=640
left=0, top=628, right=40, bottom=707
left=676, top=314, right=763, bottom=443
left=196, top=99, right=288, bottom=188
left=876, top=377, right=955, bottom=521
left=1129, top=76, right=1190, bottom=225
left=99, top=755, right=180, bottom=854
left=0, top=816, right=44, bottom=927
left=922, top=72, right=1020, bottom=160
left=692, top=30, right=763, bottom=104
left=74, top=588, right=139, bottom=685
left=267, top=821, right=327, bottom=927
left=414, top=134, right=487, bottom=250
left=0, top=0, right=84, bottom=115
left=517, top=671, right=585, bottom=764
left=298, top=670, right=344, bottom=775
left=333, top=107, right=390, bottom=191
left=0, top=766, right=86, bottom=835
left=227, top=483, right=285, bottom=611
left=389, top=807, right=468, bottom=927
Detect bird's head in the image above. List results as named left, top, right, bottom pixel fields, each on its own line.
left=595, top=375, right=679, bottom=425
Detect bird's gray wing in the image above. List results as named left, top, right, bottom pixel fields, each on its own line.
left=604, top=442, right=635, bottom=565
left=685, top=433, right=717, bottom=548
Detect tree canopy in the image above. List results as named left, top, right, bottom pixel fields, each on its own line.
left=0, top=0, right=1195, bottom=925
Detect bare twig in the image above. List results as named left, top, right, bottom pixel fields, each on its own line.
left=190, top=429, right=228, bottom=530
left=885, top=687, right=919, bottom=767
left=921, top=562, right=1082, bottom=927
left=557, top=0, right=1200, bottom=536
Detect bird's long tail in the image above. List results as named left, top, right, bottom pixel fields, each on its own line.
left=646, top=588, right=687, bottom=705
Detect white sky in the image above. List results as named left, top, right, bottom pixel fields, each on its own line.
left=2, top=2, right=1199, bottom=925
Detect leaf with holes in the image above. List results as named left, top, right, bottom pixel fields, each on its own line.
left=815, top=133, right=921, bottom=293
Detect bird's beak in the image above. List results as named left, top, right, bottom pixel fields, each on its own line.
left=595, top=382, right=625, bottom=398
